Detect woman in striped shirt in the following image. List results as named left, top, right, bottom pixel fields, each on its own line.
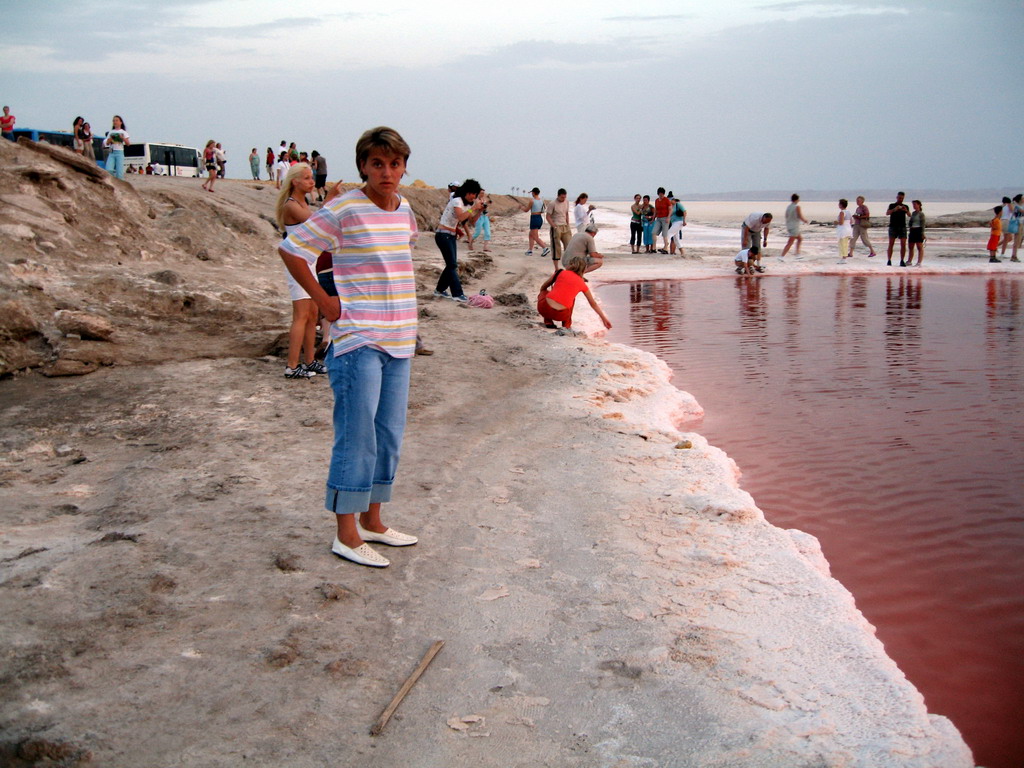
left=279, top=127, right=419, bottom=568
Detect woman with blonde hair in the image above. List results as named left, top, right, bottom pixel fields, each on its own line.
left=536, top=248, right=613, bottom=332
left=276, top=162, right=327, bottom=378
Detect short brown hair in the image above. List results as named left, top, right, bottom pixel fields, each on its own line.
left=355, top=126, right=411, bottom=181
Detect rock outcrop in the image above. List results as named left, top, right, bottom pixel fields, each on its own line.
left=0, top=138, right=524, bottom=378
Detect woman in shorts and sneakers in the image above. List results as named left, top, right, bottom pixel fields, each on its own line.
left=277, top=163, right=329, bottom=379
left=519, top=187, right=550, bottom=257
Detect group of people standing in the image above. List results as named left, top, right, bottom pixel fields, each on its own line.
left=629, top=188, right=687, bottom=255
left=987, top=195, right=1023, bottom=263
left=263, top=142, right=329, bottom=201
left=738, top=192, right=936, bottom=274
left=70, top=116, right=96, bottom=163
left=513, top=188, right=605, bottom=259
left=70, top=114, right=129, bottom=179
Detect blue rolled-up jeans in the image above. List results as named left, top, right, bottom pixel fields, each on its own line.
left=434, top=231, right=464, bottom=298
left=323, top=346, right=410, bottom=516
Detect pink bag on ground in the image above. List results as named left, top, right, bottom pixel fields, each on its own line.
left=467, top=293, right=494, bottom=308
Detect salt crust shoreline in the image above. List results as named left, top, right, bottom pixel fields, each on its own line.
left=0, top=153, right=987, bottom=764
left=560, top=250, right=994, bottom=766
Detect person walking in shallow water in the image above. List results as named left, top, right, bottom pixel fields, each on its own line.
left=836, top=199, right=853, bottom=263
left=849, top=196, right=877, bottom=258
left=779, top=193, right=807, bottom=261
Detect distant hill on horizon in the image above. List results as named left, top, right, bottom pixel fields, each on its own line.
left=595, top=188, right=1020, bottom=203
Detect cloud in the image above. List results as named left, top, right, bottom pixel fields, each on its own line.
left=602, top=14, right=695, bottom=22
left=0, top=3, right=328, bottom=66
left=451, top=36, right=666, bottom=72
left=758, top=0, right=909, bottom=17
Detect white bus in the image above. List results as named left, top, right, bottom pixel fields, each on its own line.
left=124, top=142, right=202, bottom=177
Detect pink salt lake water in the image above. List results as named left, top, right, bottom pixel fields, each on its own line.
left=598, top=274, right=1024, bottom=768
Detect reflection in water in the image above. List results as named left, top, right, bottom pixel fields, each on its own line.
left=599, top=275, right=1024, bottom=768
left=986, top=278, right=1022, bottom=397
left=736, top=276, right=769, bottom=386
left=884, top=275, right=923, bottom=393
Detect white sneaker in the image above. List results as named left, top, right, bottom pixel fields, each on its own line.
left=284, top=364, right=314, bottom=379
left=331, top=538, right=390, bottom=567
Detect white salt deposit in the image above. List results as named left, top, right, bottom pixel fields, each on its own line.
left=563, top=264, right=976, bottom=766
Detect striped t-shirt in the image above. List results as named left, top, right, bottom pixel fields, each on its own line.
left=280, top=188, right=418, bottom=358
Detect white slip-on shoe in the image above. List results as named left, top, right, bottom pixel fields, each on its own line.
left=331, top=538, right=390, bottom=567
left=355, top=524, right=418, bottom=547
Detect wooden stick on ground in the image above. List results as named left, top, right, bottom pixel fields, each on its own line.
left=370, top=639, right=445, bottom=736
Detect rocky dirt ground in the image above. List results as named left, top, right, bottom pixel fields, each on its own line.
left=0, top=141, right=972, bottom=767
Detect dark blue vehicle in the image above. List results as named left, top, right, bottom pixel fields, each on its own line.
left=11, top=128, right=106, bottom=167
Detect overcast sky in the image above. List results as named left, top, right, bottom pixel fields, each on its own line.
left=1, top=0, right=1021, bottom=197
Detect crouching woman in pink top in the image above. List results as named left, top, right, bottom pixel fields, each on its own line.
left=536, top=251, right=613, bottom=332
left=279, top=127, right=419, bottom=569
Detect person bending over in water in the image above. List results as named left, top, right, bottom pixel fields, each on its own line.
left=536, top=251, right=613, bottom=332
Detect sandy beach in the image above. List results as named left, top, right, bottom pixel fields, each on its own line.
left=0, top=139, right=997, bottom=766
